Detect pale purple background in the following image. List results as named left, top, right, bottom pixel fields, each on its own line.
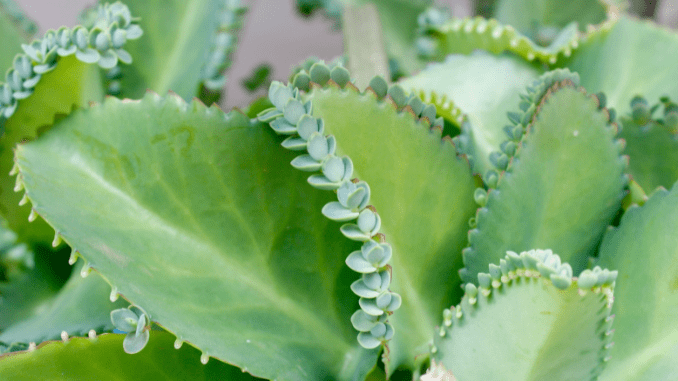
left=14, top=0, right=469, bottom=109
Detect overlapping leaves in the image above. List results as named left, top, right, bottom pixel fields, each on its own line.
left=13, top=93, right=377, bottom=381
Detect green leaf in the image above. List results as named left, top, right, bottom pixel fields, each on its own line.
left=434, top=251, right=614, bottom=381
left=618, top=117, right=678, bottom=193
left=0, top=260, right=126, bottom=349
left=14, top=93, right=377, bottom=381
left=560, top=16, right=678, bottom=116
left=116, top=0, right=245, bottom=100
left=494, top=0, right=608, bottom=45
left=303, top=84, right=477, bottom=372
left=0, top=332, right=263, bottom=380
left=597, top=182, right=678, bottom=381
left=398, top=51, right=542, bottom=175
left=1, top=55, right=104, bottom=245
left=461, top=82, right=626, bottom=285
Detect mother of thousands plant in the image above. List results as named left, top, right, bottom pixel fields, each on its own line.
left=0, top=0, right=677, bottom=379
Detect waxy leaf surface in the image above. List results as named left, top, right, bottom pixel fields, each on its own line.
left=597, top=182, right=678, bottom=381
left=435, top=274, right=613, bottom=381
left=14, top=94, right=377, bottom=381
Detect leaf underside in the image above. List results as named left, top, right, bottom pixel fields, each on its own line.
left=596, top=182, right=678, bottom=381
left=434, top=275, right=612, bottom=381
left=305, top=84, right=477, bottom=373
left=398, top=51, right=542, bottom=175
left=14, top=94, right=376, bottom=381
left=0, top=332, right=263, bottom=380
left=461, top=84, right=626, bottom=284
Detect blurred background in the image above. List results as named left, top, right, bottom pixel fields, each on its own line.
left=13, top=0, right=677, bottom=109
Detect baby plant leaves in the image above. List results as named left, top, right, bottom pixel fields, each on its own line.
left=596, top=182, right=678, bottom=381
left=13, top=93, right=377, bottom=381
left=0, top=260, right=127, bottom=350
left=1, top=2, right=144, bottom=246
left=461, top=82, right=626, bottom=285
left=399, top=51, right=542, bottom=175
left=434, top=251, right=615, bottom=381
left=560, top=16, right=678, bottom=116
left=0, top=332, right=263, bottom=380
left=115, top=0, right=244, bottom=100
left=305, top=84, right=477, bottom=372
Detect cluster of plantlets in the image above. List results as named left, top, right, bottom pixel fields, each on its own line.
left=0, top=0, right=677, bottom=380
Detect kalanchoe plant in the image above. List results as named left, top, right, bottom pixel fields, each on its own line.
left=0, top=0, right=677, bottom=380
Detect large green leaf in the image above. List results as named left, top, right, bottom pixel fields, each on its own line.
left=597, top=182, right=678, bottom=381
left=460, top=82, right=626, bottom=284
left=560, top=16, right=678, bottom=116
left=399, top=51, right=542, bottom=175
left=13, top=94, right=377, bottom=381
left=434, top=251, right=615, bottom=381
left=0, top=260, right=127, bottom=348
left=116, top=0, right=244, bottom=100
left=0, top=332, right=263, bottom=380
left=304, top=83, right=477, bottom=372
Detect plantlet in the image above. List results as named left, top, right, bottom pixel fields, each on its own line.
left=0, top=0, right=677, bottom=380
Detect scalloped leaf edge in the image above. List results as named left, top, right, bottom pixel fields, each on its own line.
left=433, top=249, right=617, bottom=380
left=0, top=1, right=142, bottom=129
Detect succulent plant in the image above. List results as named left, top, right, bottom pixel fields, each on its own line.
left=1, top=0, right=677, bottom=380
